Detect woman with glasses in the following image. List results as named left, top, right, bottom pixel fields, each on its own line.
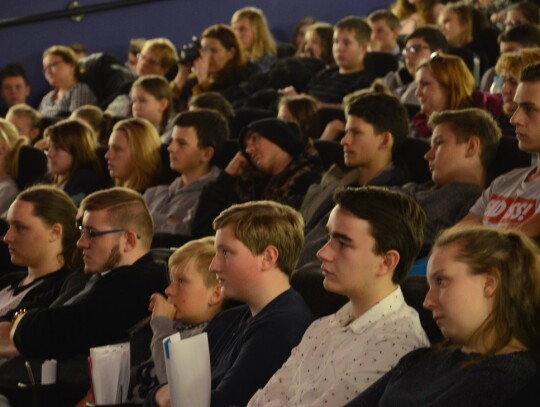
left=0, top=186, right=81, bottom=353
left=41, top=119, right=107, bottom=206
left=38, top=45, right=97, bottom=119
left=412, top=54, right=502, bottom=138
left=382, top=26, right=448, bottom=107
left=346, top=225, right=540, bottom=407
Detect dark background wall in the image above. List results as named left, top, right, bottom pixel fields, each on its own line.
left=0, top=0, right=390, bottom=108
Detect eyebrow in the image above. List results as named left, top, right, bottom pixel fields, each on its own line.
left=325, top=227, right=354, bottom=243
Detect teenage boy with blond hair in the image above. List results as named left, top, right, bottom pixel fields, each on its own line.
left=149, top=201, right=313, bottom=407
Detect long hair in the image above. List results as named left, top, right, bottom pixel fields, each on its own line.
left=432, top=225, right=540, bottom=360
left=130, top=75, right=173, bottom=133
left=17, top=186, right=82, bottom=270
left=0, top=118, right=26, bottom=178
left=202, top=24, right=247, bottom=76
left=417, top=54, right=475, bottom=110
left=44, top=119, right=101, bottom=186
left=231, top=7, right=276, bottom=62
left=111, top=118, right=161, bottom=192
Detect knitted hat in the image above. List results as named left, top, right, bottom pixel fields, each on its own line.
left=239, top=118, right=305, bottom=157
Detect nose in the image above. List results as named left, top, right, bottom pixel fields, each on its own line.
left=167, top=142, right=175, bottom=153
left=245, top=141, right=255, bottom=155
left=510, top=106, right=523, bottom=126
left=77, top=233, right=90, bottom=249
left=415, top=85, right=423, bottom=98
left=340, top=131, right=352, bottom=146
left=316, top=240, right=333, bottom=263
left=424, top=146, right=434, bottom=162
left=165, top=282, right=175, bottom=297
left=3, top=227, right=13, bottom=244
left=209, top=255, right=220, bottom=275
left=104, top=148, right=112, bottom=159
left=423, top=287, right=436, bottom=310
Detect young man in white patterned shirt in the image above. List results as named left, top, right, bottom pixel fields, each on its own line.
left=248, top=186, right=430, bottom=406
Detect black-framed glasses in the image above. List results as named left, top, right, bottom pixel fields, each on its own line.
left=78, top=226, right=140, bottom=241
left=402, top=45, right=431, bottom=56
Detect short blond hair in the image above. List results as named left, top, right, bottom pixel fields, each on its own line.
left=169, top=237, right=217, bottom=287
left=213, top=201, right=304, bottom=276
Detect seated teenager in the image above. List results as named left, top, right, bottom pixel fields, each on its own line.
left=0, top=120, right=25, bottom=216
left=298, top=22, right=335, bottom=66
left=277, top=94, right=321, bottom=139
left=191, top=118, right=323, bottom=237
left=346, top=225, right=540, bottom=407
left=106, top=37, right=178, bottom=117
left=130, top=75, right=174, bottom=138
left=367, top=9, right=401, bottom=56
left=231, top=7, right=277, bottom=71
left=130, top=237, right=223, bottom=403
left=149, top=201, right=314, bottom=407
left=0, top=187, right=80, bottom=332
left=412, top=54, right=502, bottom=139
left=491, top=48, right=540, bottom=138
left=106, top=118, right=161, bottom=194
left=0, top=64, right=31, bottom=117
left=40, top=119, right=106, bottom=205
left=171, top=24, right=259, bottom=111
left=400, top=107, right=501, bottom=250
left=0, top=188, right=168, bottom=391
left=248, top=187, right=430, bottom=406
left=280, top=16, right=373, bottom=110
left=39, top=45, right=97, bottom=118
left=382, top=26, right=448, bottom=107
left=144, top=109, right=228, bottom=238
left=5, top=104, right=42, bottom=146
left=70, top=104, right=114, bottom=146
left=460, top=61, right=540, bottom=236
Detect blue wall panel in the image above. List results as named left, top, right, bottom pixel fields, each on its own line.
left=0, top=0, right=390, bottom=107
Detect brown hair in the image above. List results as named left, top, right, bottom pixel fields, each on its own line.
left=432, top=225, right=540, bottom=359
left=334, top=186, right=426, bottom=284
left=428, top=108, right=501, bottom=170
left=17, top=185, right=82, bottom=269
left=44, top=119, right=102, bottom=186
left=80, top=187, right=154, bottom=250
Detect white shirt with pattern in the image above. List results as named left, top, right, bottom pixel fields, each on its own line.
left=248, top=287, right=430, bottom=407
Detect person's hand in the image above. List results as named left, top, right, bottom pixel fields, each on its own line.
left=149, top=293, right=176, bottom=320
left=172, top=64, right=191, bottom=91
left=193, top=48, right=210, bottom=84
left=278, top=86, right=298, bottom=97
left=320, top=119, right=346, bottom=141
left=155, top=384, right=172, bottom=407
left=225, top=152, right=249, bottom=177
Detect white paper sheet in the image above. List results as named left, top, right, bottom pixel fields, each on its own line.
left=163, top=332, right=211, bottom=407
left=89, top=342, right=130, bottom=404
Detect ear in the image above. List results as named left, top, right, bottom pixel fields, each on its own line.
left=158, top=98, right=169, bottom=113
left=378, top=131, right=394, bottom=151
left=466, top=136, right=481, bottom=158
left=122, top=230, right=139, bottom=252
left=260, top=245, right=279, bottom=271
left=208, top=282, right=224, bottom=306
left=200, top=146, right=215, bottom=163
left=49, top=223, right=63, bottom=243
left=376, top=249, right=400, bottom=277
left=483, top=272, right=498, bottom=298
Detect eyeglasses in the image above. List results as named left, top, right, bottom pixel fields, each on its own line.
left=402, top=45, right=431, bottom=56
left=137, top=53, right=160, bottom=67
left=43, top=61, right=65, bottom=73
left=78, top=226, right=141, bottom=241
